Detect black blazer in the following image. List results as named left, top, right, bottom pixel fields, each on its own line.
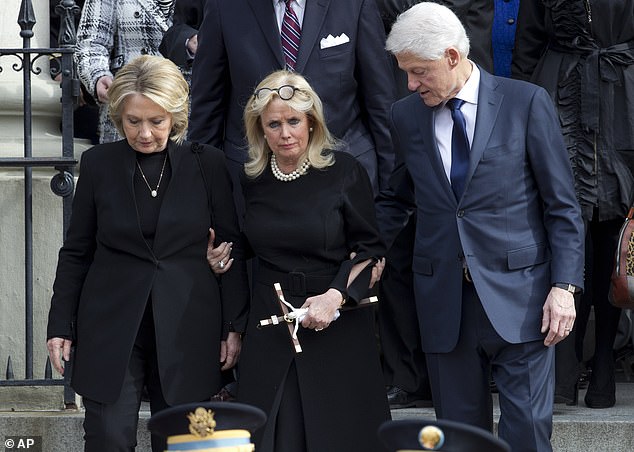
left=47, top=140, right=248, bottom=405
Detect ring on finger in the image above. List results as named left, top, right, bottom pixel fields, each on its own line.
left=218, top=260, right=225, bottom=269
left=315, top=328, right=323, bottom=332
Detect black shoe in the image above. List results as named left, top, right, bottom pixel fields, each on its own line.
left=554, top=381, right=578, bottom=406
left=584, top=391, right=615, bottom=408
left=386, top=386, right=433, bottom=409
left=584, top=376, right=616, bottom=409
left=584, top=356, right=616, bottom=409
left=210, top=382, right=237, bottom=402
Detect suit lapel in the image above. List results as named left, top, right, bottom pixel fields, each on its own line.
left=465, top=70, right=502, bottom=191
left=121, top=141, right=138, bottom=209
left=295, top=0, right=330, bottom=72
left=411, top=98, right=456, bottom=204
left=247, top=0, right=285, bottom=69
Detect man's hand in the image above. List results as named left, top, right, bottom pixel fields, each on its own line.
left=186, top=34, right=199, bottom=56
left=370, top=257, right=385, bottom=288
left=541, top=287, right=576, bottom=347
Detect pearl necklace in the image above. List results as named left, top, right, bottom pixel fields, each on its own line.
left=270, top=154, right=311, bottom=182
left=136, top=153, right=168, bottom=198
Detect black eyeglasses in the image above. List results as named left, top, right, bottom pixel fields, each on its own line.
left=254, top=85, right=301, bottom=101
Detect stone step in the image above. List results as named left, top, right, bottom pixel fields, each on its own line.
left=1, top=383, right=633, bottom=451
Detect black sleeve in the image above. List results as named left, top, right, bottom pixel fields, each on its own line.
left=511, top=0, right=547, bottom=81
left=159, top=0, right=205, bottom=68
left=202, top=145, right=250, bottom=334
left=329, top=157, right=386, bottom=304
left=374, top=105, right=417, bottom=251
left=47, top=149, right=98, bottom=340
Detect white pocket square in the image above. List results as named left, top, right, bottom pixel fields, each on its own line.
left=320, top=33, right=350, bottom=49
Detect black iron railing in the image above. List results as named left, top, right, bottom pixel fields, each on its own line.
left=0, top=0, right=79, bottom=408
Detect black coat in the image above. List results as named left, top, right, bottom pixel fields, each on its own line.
left=47, top=140, right=248, bottom=405
left=159, top=0, right=205, bottom=67
left=512, top=0, right=634, bottom=220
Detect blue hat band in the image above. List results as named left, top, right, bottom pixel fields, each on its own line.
left=168, top=436, right=252, bottom=450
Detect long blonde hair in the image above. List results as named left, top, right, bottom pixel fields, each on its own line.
left=243, top=70, right=338, bottom=178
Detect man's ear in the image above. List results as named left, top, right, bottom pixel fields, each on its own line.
left=445, top=47, right=461, bottom=67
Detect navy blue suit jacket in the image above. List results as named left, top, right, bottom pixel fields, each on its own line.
left=377, top=68, right=585, bottom=353
left=189, top=0, right=396, bottom=193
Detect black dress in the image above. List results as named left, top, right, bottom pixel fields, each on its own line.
left=513, top=0, right=634, bottom=221
left=238, top=152, right=390, bottom=452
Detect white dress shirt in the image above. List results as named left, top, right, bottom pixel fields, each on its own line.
left=435, top=62, right=480, bottom=183
left=274, top=0, right=306, bottom=31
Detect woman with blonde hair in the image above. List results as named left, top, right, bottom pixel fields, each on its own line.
left=236, top=70, right=390, bottom=452
left=47, top=55, right=248, bottom=451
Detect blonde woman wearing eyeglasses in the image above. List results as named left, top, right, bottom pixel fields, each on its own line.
left=235, top=70, right=390, bottom=452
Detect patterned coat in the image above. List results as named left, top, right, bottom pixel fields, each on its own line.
left=75, top=0, right=174, bottom=143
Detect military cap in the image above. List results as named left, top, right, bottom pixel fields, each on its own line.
left=148, top=401, right=266, bottom=451
left=378, top=418, right=511, bottom=452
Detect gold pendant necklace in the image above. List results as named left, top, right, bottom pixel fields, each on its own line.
left=136, top=153, right=168, bottom=198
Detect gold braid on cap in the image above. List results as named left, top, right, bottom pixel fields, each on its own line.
left=187, top=407, right=217, bottom=438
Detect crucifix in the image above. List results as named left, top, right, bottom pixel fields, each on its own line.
left=258, top=282, right=377, bottom=353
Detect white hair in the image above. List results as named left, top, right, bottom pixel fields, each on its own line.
left=386, top=2, right=470, bottom=60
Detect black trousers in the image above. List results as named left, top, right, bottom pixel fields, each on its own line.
left=378, top=214, right=430, bottom=396
left=82, top=304, right=169, bottom=452
left=577, top=218, right=622, bottom=393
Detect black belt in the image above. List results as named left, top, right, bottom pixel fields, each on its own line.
left=548, top=39, right=634, bottom=131
left=256, top=264, right=336, bottom=298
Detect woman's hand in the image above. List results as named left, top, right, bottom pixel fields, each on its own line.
left=46, top=337, right=73, bottom=376
left=206, top=228, right=233, bottom=274
left=300, top=289, right=343, bottom=331
left=95, top=75, right=113, bottom=103
left=220, top=332, right=242, bottom=370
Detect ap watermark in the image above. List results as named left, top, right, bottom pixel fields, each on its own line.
left=4, top=436, right=42, bottom=451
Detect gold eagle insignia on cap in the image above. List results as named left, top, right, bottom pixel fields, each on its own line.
left=187, top=407, right=217, bottom=438
left=418, top=425, right=445, bottom=450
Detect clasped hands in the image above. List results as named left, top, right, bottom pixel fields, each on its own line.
left=207, top=233, right=386, bottom=334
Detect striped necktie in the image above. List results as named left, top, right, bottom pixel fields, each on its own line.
left=281, top=0, right=301, bottom=71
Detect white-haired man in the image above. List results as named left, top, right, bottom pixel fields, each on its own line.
left=376, top=3, right=584, bottom=451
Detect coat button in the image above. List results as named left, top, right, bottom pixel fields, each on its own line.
left=141, top=48, right=148, bottom=55
left=457, top=210, right=465, bottom=217
left=134, top=11, right=141, bottom=18
left=507, top=18, right=516, bottom=25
